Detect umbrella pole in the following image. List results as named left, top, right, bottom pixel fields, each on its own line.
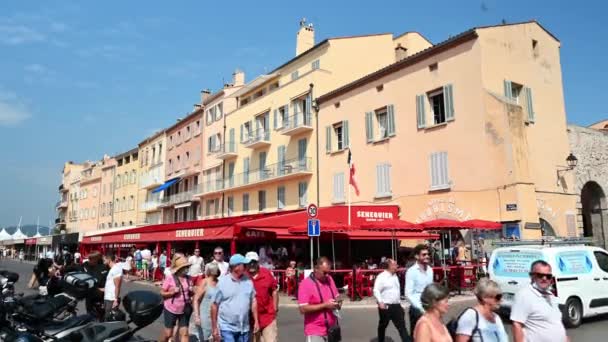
left=317, top=236, right=320, bottom=259
left=331, top=232, right=335, bottom=271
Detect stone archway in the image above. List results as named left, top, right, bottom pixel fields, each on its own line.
left=540, top=218, right=556, bottom=237
left=581, top=181, right=607, bottom=248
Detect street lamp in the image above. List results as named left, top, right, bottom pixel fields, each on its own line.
left=557, top=153, right=578, bottom=186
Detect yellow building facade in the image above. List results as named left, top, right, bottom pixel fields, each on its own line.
left=208, top=21, right=430, bottom=217
left=112, top=149, right=140, bottom=228
left=59, top=162, right=84, bottom=233
left=316, top=21, right=577, bottom=239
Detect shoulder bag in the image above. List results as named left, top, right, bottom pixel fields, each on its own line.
left=310, top=275, right=341, bottom=342
left=173, top=274, right=193, bottom=317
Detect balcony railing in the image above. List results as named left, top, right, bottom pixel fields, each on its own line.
left=277, top=112, right=313, bottom=135
left=228, top=157, right=311, bottom=191
left=202, top=179, right=224, bottom=194
left=56, top=200, right=68, bottom=209
left=242, top=128, right=270, bottom=148
left=215, top=142, right=238, bottom=160
left=140, top=200, right=162, bottom=212
left=161, top=184, right=201, bottom=206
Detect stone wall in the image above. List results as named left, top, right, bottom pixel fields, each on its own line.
left=568, top=124, right=608, bottom=247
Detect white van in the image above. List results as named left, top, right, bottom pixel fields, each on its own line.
left=489, top=243, right=608, bottom=328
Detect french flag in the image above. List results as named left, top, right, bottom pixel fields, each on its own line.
left=347, top=149, right=360, bottom=196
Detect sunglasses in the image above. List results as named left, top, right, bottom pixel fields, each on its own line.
left=214, top=252, right=223, bottom=255
left=493, top=294, right=503, bottom=301
left=531, top=272, right=553, bottom=280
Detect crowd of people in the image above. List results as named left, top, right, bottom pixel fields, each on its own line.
left=22, top=242, right=571, bottom=342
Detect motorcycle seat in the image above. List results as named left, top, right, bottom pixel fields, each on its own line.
left=71, top=321, right=131, bottom=342
left=19, top=294, right=73, bottom=320
left=42, top=314, right=94, bottom=336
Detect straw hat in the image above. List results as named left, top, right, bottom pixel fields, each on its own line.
left=170, top=255, right=191, bottom=274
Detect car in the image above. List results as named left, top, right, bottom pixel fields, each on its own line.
left=488, top=241, right=608, bottom=328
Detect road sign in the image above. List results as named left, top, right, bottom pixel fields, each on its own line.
left=307, top=204, right=318, bottom=218
left=308, top=219, right=320, bottom=237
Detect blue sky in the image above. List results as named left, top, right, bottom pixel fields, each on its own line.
left=0, top=0, right=606, bottom=227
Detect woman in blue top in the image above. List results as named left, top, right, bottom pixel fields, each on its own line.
left=455, top=278, right=509, bottom=342
left=193, top=263, right=220, bottom=341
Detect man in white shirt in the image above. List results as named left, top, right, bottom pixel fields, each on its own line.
left=205, top=246, right=229, bottom=276
left=74, top=251, right=81, bottom=264
left=104, top=253, right=123, bottom=316
left=511, top=260, right=569, bottom=342
left=374, top=259, right=409, bottom=342
left=188, top=248, right=204, bottom=284
left=405, top=244, right=433, bottom=335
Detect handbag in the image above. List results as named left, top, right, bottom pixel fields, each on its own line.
left=310, top=275, right=342, bottom=342
left=173, top=274, right=193, bottom=317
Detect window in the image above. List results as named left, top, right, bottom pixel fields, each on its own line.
left=504, top=80, right=534, bottom=122
left=291, top=71, right=299, bottom=81
left=177, top=156, right=181, bottom=170
left=158, top=143, right=163, bottom=162
left=122, top=196, right=127, bottom=211
left=227, top=196, right=234, bottom=216
left=429, top=90, right=446, bottom=124
left=277, top=186, right=286, bottom=209
left=334, top=123, right=343, bottom=150
left=123, top=172, right=128, bottom=186
left=298, top=182, right=308, bottom=208
left=131, top=170, right=136, bottom=184
left=269, top=82, right=279, bottom=91
left=430, top=152, right=450, bottom=190
left=532, top=39, right=539, bottom=57
left=242, top=121, right=252, bottom=142
left=186, top=125, right=191, bottom=140
left=177, top=131, right=182, bottom=144
left=376, top=163, right=392, bottom=198
left=92, top=187, right=98, bottom=198
left=376, top=109, right=388, bottom=139
left=241, top=97, right=250, bottom=106
left=168, top=159, right=173, bottom=173
left=312, top=59, right=320, bottom=70
left=243, top=193, right=249, bottom=213
left=594, top=251, right=608, bottom=273
left=129, top=196, right=135, bottom=210
left=92, top=208, right=96, bottom=218
left=333, top=172, right=345, bottom=203
left=258, top=190, right=266, bottom=211
left=205, top=200, right=213, bottom=217
left=216, top=103, right=223, bottom=120
left=195, top=120, right=201, bottom=135
left=186, top=151, right=190, bottom=165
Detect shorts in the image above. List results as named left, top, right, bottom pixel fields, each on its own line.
left=136, top=261, right=143, bottom=270
left=142, top=260, right=149, bottom=269
left=163, top=307, right=191, bottom=328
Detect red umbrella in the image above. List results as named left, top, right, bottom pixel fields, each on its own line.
left=461, top=219, right=502, bottom=230
left=360, top=219, right=422, bottom=232
left=420, top=219, right=469, bottom=230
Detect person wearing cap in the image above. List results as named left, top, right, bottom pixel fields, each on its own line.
left=159, top=255, right=194, bottom=342
left=246, top=251, right=279, bottom=342
left=211, top=254, right=259, bottom=342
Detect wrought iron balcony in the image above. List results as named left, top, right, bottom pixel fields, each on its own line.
left=216, top=142, right=238, bottom=160
left=277, top=112, right=313, bottom=136
left=140, top=200, right=162, bottom=212
left=56, top=200, right=68, bottom=209
left=161, top=184, right=201, bottom=206
left=227, top=157, right=312, bottom=192
left=242, top=128, right=271, bottom=149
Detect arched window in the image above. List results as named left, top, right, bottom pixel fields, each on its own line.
left=540, top=218, right=556, bottom=237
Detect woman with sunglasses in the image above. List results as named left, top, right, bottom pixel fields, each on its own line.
left=455, top=278, right=508, bottom=342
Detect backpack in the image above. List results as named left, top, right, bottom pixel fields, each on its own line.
left=446, top=307, right=481, bottom=341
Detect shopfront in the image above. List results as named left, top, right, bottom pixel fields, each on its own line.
left=36, top=236, right=52, bottom=259
left=52, top=232, right=80, bottom=255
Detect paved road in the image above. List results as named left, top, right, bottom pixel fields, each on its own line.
left=1, top=258, right=607, bottom=341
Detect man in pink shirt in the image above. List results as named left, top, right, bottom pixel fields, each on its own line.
left=298, top=257, right=342, bottom=342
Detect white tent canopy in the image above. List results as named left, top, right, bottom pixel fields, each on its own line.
left=33, top=232, right=43, bottom=238
left=0, top=228, right=11, bottom=241
left=11, top=228, right=28, bottom=240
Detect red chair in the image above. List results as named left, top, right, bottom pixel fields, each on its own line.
left=358, top=274, right=373, bottom=298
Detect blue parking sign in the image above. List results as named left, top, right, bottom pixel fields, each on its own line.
left=308, top=219, right=320, bottom=237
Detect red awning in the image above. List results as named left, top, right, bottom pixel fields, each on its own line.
left=420, top=219, right=470, bottom=230
left=461, top=219, right=502, bottom=230
left=360, top=219, right=422, bottom=232
left=338, top=230, right=439, bottom=241
left=288, top=222, right=353, bottom=234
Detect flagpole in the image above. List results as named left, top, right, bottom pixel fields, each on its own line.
left=348, top=149, right=351, bottom=226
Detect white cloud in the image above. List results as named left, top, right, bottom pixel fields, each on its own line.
left=0, top=24, right=45, bottom=45
left=0, top=100, right=31, bottom=127
left=24, top=63, right=48, bottom=73
left=49, top=21, right=68, bottom=33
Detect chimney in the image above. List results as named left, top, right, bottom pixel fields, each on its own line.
left=296, top=18, right=315, bottom=56
left=395, top=43, right=408, bottom=61
left=232, top=69, right=245, bottom=86
left=200, top=89, right=211, bottom=103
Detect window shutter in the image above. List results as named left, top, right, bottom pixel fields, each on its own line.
left=441, top=152, right=449, bottom=186
left=387, top=105, right=396, bottom=136
left=385, top=164, right=392, bottom=195
left=376, top=164, right=383, bottom=196
left=333, top=172, right=345, bottom=202
left=278, top=145, right=286, bottom=175
left=273, top=109, right=278, bottom=130
left=244, top=157, right=250, bottom=184
left=444, top=84, right=455, bottom=121
left=299, top=182, right=308, bottom=207
left=278, top=186, right=285, bottom=209
left=365, top=112, right=373, bottom=143
left=228, top=162, right=235, bottom=187
left=343, top=120, right=350, bottom=148
left=525, top=87, right=535, bottom=123
left=430, top=153, right=438, bottom=189
left=416, top=95, right=426, bottom=129
left=240, top=124, right=244, bottom=143
left=504, top=80, right=513, bottom=100
left=284, top=105, right=290, bottom=127
left=325, top=126, right=332, bottom=153
left=265, top=112, right=270, bottom=132
left=305, top=93, right=312, bottom=117
left=229, top=128, right=235, bottom=152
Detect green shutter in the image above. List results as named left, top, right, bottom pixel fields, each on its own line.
left=444, top=84, right=455, bottom=121
left=240, top=124, right=243, bottom=143
left=343, top=120, right=350, bottom=148
left=525, top=87, right=535, bottom=123
left=416, top=95, right=426, bottom=129
left=504, top=80, right=513, bottom=100
left=229, top=128, right=235, bottom=152
left=365, top=112, right=373, bottom=143
left=325, top=126, right=332, bottom=153
left=273, top=109, right=278, bottom=130
left=387, top=104, right=396, bottom=136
